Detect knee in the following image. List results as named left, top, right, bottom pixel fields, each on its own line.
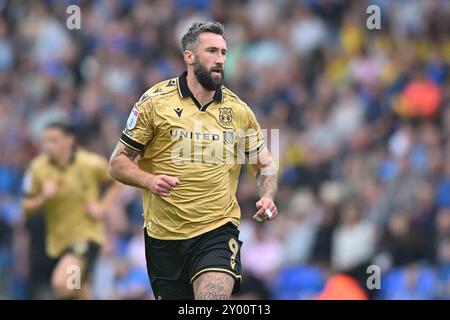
left=193, top=272, right=234, bottom=300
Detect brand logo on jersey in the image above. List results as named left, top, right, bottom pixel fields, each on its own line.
left=139, top=93, right=150, bottom=103
left=218, top=107, right=232, bottom=125
left=126, top=107, right=139, bottom=130
left=166, top=79, right=176, bottom=87
left=174, top=107, right=183, bottom=118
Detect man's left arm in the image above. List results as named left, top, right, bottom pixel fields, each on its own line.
left=250, top=146, right=278, bottom=222
left=86, top=156, right=124, bottom=220
left=86, top=181, right=124, bottom=220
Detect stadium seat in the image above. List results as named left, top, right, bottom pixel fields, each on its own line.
left=379, top=266, right=438, bottom=300
left=271, top=265, right=326, bottom=300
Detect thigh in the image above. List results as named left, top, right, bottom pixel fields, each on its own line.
left=64, top=240, right=101, bottom=282
left=52, top=253, right=86, bottom=291
left=144, top=230, right=193, bottom=300
left=51, top=241, right=100, bottom=298
left=189, top=223, right=243, bottom=296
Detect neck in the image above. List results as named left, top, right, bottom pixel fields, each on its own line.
left=186, top=71, right=215, bottom=105
left=53, top=148, right=74, bottom=168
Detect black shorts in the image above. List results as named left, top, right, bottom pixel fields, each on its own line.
left=58, top=240, right=100, bottom=280
left=144, top=222, right=243, bottom=300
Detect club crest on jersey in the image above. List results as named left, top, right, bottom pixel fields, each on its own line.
left=218, top=107, right=232, bottom=125
left=126, top=107, right=139, bottom=130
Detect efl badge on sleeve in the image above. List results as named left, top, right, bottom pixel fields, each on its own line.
left=126, top=107, right=139, bottom=130
left=218, top=107, right=232, bottom=125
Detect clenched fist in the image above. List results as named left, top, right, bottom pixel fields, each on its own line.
left=146, top=175, right=180, bottom=197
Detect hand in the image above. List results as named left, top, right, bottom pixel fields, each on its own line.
left=86, top=201, right=105, bottom=220
left=253, top=198, right=278, bottom=222
left=146, top=175, right=180, bottom=197
left=42, top=180, right=59, bottom=201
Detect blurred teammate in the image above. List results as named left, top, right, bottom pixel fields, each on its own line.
left=21, top=121, right=122, bottom=299
left=109, top=21, right=278, bottom=300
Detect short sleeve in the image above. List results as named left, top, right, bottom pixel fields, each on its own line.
left=22, top=165, right=41, bottom=197
left=119, top=98, right=155, bottom=152
left=241, top=106, right=265, bottom=156
left=92, top=155, right=113, bottom=184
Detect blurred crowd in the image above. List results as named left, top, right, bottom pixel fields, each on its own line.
left=1, top=0, right=450, bottom=299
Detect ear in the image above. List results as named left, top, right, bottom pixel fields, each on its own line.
left=184, top=50, right=195, bottom=65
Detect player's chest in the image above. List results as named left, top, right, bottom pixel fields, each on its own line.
left=43, top=165, right=96, bottom=197
left=156, top=103, right=240, bottom=142
left=149, top=103, right=244, bottom=163
left=158, top=103, right=236, bottom=130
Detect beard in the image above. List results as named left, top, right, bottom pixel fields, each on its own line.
left=193, top=57, right=224, bottom=91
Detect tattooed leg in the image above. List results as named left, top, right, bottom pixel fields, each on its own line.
left=193, top=272, right=234, bottom=300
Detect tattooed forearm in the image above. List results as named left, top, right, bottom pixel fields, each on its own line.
left=250, top=147, right=278, bottom=200
left=109, top=142, right=151, bottom=189
left=111, top=144, right=140, bottom=161
left=256, top=171, right=278, bottom=200
left=193, top=272, right=234, bottom=300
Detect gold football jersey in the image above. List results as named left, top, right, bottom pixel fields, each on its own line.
left=23, top=149, right=111, bottom=257
left=120, top=72, right=265, bottom=240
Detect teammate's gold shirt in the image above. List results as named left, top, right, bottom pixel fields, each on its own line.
left=23, top=149, right=111, bottom=257
left=120, top=72, right=265, bottom=240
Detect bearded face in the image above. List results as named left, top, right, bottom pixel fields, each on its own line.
left=193, top=55, right=224, bottom=91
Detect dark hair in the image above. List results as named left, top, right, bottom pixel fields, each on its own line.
left=181, top=21, right=225, bottom=51
left=45, top=121, right=77, bottom=136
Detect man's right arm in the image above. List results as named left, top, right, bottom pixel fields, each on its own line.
left=22, top=180, right=58, bottom=215
left=108, top=141, right=179, bottom=197
left=22, top=194, right=47, bottom=215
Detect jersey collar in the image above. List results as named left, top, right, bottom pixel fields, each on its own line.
left=177, top=71, right=223, bottom=104
left=49, top=147, right=77, bottom=170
